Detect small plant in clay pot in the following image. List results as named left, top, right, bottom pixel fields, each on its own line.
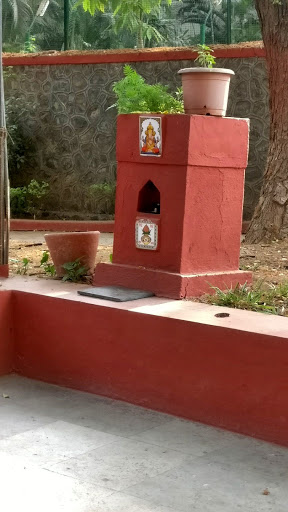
left=44, top=231, right=100, bottom=279
left=178, top=44, right=235, bottom=117
left=195, top=44, right=216, bottom=68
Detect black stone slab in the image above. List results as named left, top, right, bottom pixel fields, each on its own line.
left=78, top=286, right=154, bottom=302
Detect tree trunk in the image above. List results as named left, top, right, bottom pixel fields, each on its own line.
left=136, top=11, right=144, bottom=49
left=246, top=0, right=288, bottom=243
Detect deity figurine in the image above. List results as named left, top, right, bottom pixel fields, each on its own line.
left=141, top=122, right=160, bottom=154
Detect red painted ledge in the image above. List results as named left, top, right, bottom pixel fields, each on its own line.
left=10, top=218, right=249, bottom=234
left=0, top=277, right=287, bottom=447
left=10, top=219, right=114, bottom=233
left=3, top=44, right=266, bottom=67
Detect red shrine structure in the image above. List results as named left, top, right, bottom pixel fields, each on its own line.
left=94, top=113, right=252, bottom=299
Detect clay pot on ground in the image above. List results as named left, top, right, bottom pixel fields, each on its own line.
left=178, top=68, right=235, bottom=117
left=44, top=231, right=100, bottom=278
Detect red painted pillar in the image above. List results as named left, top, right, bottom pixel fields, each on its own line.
left=94, top=114, right=252, bottom=298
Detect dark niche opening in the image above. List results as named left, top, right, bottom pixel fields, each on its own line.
left=137, top=180, right=160, bottom=214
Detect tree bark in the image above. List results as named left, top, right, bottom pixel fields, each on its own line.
left=246, top=0, right=288, bottom=242
left=137, top=24, right=144, bottom=49
left=136, top=9, right=144, bottom=49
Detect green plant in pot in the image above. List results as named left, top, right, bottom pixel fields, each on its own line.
left=178, top=44, right=235, bottom=117
left=111, top=65, right=184, bottom=114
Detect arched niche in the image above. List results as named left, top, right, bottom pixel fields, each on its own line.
left=137, top=180, right=160, bottom=214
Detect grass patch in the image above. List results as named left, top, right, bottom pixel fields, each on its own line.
left=202, top=282, right=288, bottom=316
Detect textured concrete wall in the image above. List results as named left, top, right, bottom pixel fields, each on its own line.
left=6, top=56, right=269, bottom=220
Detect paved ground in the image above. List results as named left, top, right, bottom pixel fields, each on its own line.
left=0, top=375, right=287, bottom=511
left=9, top=231, right=114, bottom=246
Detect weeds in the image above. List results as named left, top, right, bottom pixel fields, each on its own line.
left=239, top=262, right=260, bottom=271
left=40, top=251, right=56, bottom=277
left=62, top=258, right=88, bottom=283
left=16, top=257, right=30, bottom=275
left=203, top=281, right=288, bottom=316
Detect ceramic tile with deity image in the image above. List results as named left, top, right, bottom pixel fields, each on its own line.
left=139, top=116, right=162, bottom=157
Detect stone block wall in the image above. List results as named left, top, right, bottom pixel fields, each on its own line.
left=5, top=48, right=269, bottom=220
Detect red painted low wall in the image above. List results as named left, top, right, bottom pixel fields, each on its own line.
left=10, top=219, right=114, bottom=233
left=3, top=44, right=265, bottom=67
left=0, top=291, right=14, bottom=376
left=11, top=290, right=288, bottom=447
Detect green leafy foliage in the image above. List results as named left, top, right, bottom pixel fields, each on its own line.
left=10, top=180, right=49, bottom=218
left=10, top=187, right=27, bottom=216
left=76, top=0, right=108, bottom=15
left=27, top=179, right=49, bottom=200
left=62, top=258, right=88, bottom=282
left=23, top=35, right=37, bottom=53
left=112, top=65, right=184, bottom=114
left=40, top=251, right=49, bottom=265
left=195, top=44, right=216, bottom=68
left=79, top=0, right=174, bottom=47
left=88, top=182, right=116, bottom=215
left=2, top=0, right=33, bottom=52
left=231, top=0, right=261, bottom=43
left=17, top=257, right=30, bottom=275
left=177, top=0, right=226, bottom=45
left=68, top=6, right=132, bottom=50
left=111, top=0, right=171, bottom=47
left=4, top=68, right=36, bottom=181
left=1, top=0, right=263, bottom=52
left=40, top=251, right=56, bottom=277
left=203, top=281, right=288, bottom=316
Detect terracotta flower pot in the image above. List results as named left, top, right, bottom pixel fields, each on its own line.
left=178, top=68, right=235, bottom=117
left=44, top=231, right=100, bottom=278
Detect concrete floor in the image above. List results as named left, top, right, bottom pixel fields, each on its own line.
left=0, top=375, right=287, bottom=511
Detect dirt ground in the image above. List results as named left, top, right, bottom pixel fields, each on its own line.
left=240, top=239, right=288, bottom=286
left=9, top=235, right=288, bottom=287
